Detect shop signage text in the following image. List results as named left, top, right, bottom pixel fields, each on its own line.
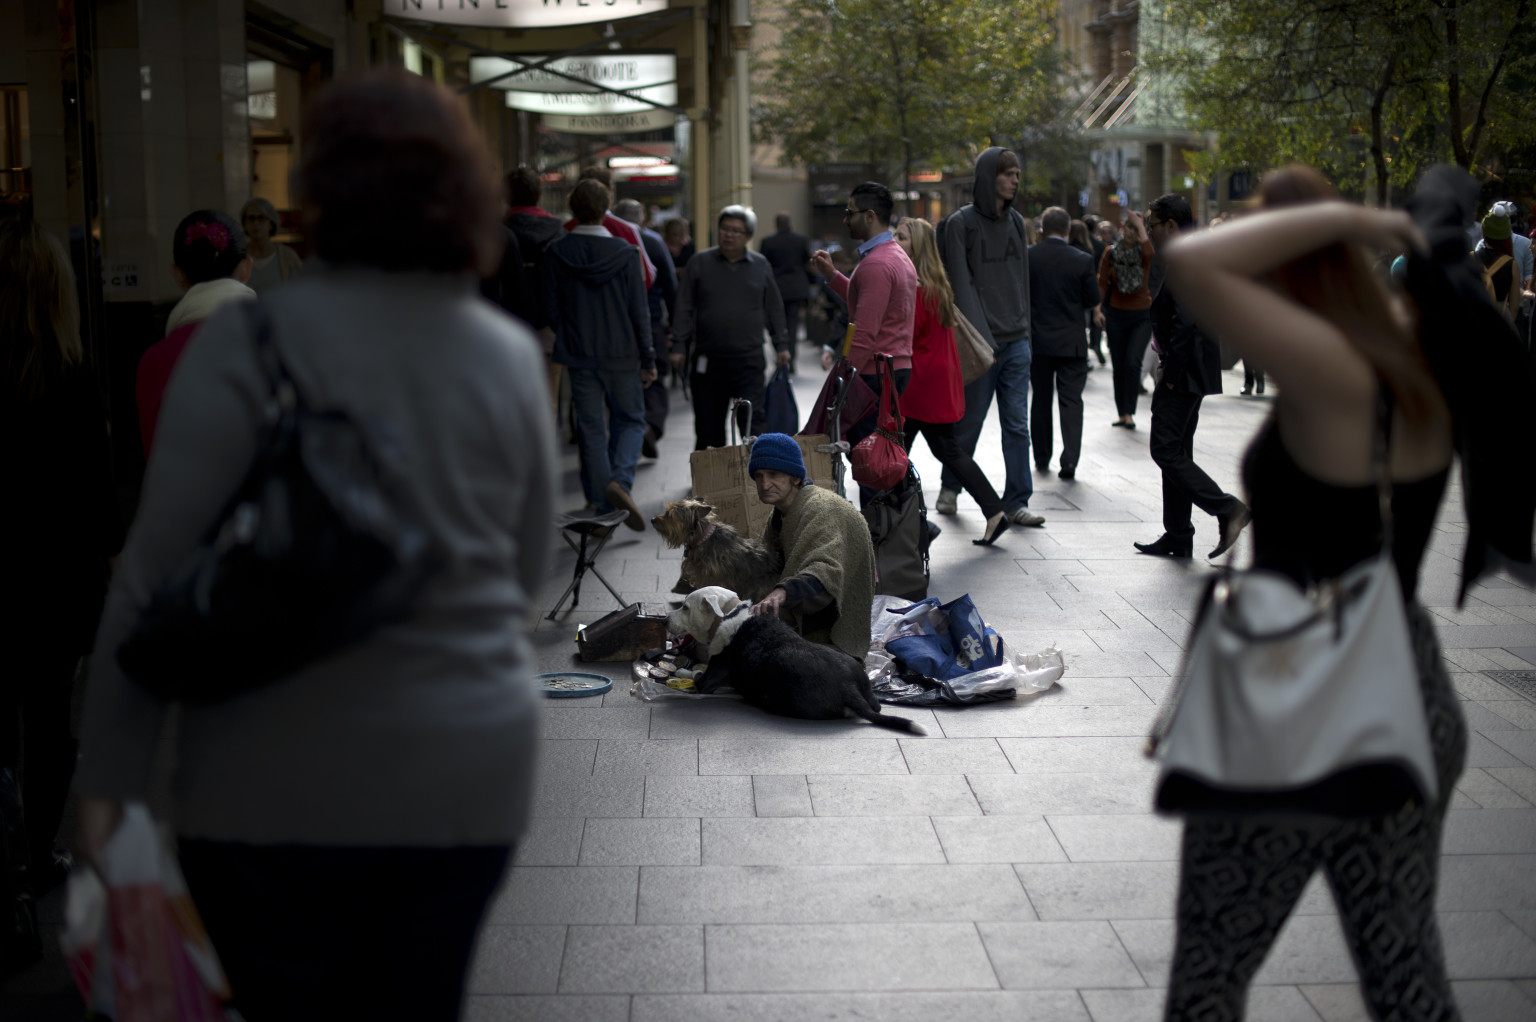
left=394, top=0, right=668, bottom=29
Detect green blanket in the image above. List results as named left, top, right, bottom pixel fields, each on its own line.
left=763, top=484, right=876, bottom=660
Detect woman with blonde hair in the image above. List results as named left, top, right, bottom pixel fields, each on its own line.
left=893, top=217, right=1010, bottom=545
left=1156, top=163, right=1535, bottom=1021
left=1, top=209, right=123, bottom=962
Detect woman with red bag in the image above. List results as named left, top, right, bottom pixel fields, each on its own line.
left=894, top=218, right=1012, bottom=545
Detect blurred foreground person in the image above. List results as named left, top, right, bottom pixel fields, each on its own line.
left=136, top=209, right=256, bottom=453
left=1157, top=163, right=1536, bottom=1021
left=1, top=210, right=123, bottom=965
left=75, top=71, right=557, bottom=1020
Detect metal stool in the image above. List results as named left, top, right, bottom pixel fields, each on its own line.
left=547, top=509, right=630, bottom=620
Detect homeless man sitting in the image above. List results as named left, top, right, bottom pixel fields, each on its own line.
left=747, top=433, right=877, bottom=661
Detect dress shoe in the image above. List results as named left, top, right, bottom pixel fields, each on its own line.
left=1209, top=500, right=1253, bottom=559
left=641, top=426, right=659, bottom=460
left=1256, top=380, right=1265, bottom=395
left=1240, top=386, right=1253, bottom=396
left=604, top=481, right=647, bottom=531
left=1134, top=534, right=1193, bottom=557
left=1008, top=508, right=1046, bottom=527
left=925, top=519, right=943, bottom=544
left=973, top=511, right=1012, bottom=546
left=1035, top=462, right=1051, bottom=474
left=1058, top=466, right=1075, bottom=481
left=935, top=487, right=959, bottom=515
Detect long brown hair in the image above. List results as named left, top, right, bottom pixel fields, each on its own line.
left=900, top=217, right=957, bottom=329
left=1257, top=164, right=1439, bottom=423
left=0, top=211, right=82, bottom=401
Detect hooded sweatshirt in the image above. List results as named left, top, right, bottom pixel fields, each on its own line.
left=506, top=207, right=564, bottom=329
left=942, top=146, right=1031, bottom=349
left=542, top=230, right=654, bottom=371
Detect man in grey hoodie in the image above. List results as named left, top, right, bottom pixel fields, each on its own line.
left=544, top=178, right=656, bottom=529
left=937, top=147, right=1045, bottom=527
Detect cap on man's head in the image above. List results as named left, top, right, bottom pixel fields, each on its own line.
left=748, top=433, right=806, bottom=480
left=1482, top=210, right=1513, bottom=241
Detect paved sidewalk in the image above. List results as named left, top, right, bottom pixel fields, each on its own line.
left=476, top=354, right=1536, bottom=1021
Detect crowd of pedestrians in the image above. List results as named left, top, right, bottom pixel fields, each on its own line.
left=4, top=63, right=1535, bottom=1021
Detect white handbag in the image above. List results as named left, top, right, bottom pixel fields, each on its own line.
left=1149, top=392, right=1438, bottom=817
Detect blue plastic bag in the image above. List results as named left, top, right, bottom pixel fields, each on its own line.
left=885, top=594, right=1004, bottom=682
left=763, top=366, right=799, bottom=435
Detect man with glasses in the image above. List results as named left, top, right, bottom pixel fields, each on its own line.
left=935, top=147, right=1045, bottom=528
left=672, top=205, right=791, bottom=448
left=1135, top=193, right=1249, bottom=559
left=811, top=181, right=917, bottom=504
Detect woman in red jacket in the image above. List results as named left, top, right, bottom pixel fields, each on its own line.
left=893, top=217, right=1010, bottom=545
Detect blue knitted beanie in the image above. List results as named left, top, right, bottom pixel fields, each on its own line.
left=748, top=433, right=806, bottom=480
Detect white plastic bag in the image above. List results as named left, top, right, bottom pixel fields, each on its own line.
left=866, top=595, right=1064, bottom=704
left=60, top=803, right=233, bottom=1021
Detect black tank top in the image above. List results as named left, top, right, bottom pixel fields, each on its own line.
left=1241, top=416, right=1448, bottom=596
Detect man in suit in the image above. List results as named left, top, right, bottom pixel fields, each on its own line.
left=1134, top=193, right=1249, bottom=559
left=759, top=212, right=813, bottom=371
left=1027, top=208, right=1102, bottom=480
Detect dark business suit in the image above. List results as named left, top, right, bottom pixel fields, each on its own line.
left=1028, top=237, right=1100, bottom=473
left=1148, top=271, right=1238, bottom=538
left=759, top=228, right=812, bottom=353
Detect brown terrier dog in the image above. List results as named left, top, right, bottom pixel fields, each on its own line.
left=651, top=499, right=781, bottom=603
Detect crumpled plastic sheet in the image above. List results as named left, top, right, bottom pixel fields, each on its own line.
left=866, top=594, right=1064, bottom=706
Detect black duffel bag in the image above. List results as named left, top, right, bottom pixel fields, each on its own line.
left=863, top=464, right=930, bottom=601
left=117, top=302, right=443, bottom=702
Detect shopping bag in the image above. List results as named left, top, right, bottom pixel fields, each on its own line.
left=61, top=803, right=232, bottom=1021
left=763, top=366, right=799, bottom=435
left=850, top=354, right=909, bottom=491
left=884, top=595, right=1005, bottom=681
left=953, top=308, right=995, bottom=384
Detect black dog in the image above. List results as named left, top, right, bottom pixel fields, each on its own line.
left=697, top=612, right=923, bottom=734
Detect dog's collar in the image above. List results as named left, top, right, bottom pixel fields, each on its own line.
left=686, top=522, right=717, bottom=554
left=707, top=603, right=751, bottom=656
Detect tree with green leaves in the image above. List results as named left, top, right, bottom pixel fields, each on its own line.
left=1145, top=0, right=1534, bottom=200
left=756, top=0, right=1080, bottom=211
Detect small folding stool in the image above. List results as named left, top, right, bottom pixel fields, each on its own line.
left=547, top=508, right=631, bottom=620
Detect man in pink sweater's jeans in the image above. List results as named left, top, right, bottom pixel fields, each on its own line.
left=811, top=181, right=917, bottom=504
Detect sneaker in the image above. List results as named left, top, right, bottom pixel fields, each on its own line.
left=605, top=481, right=646, bottom=531
left=1007, top=508, right=1046, bottom=527
left=935, top=488, right=959, bottom=515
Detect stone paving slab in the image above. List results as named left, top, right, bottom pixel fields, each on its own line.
left=493, top=356, right=1536, bottom=1018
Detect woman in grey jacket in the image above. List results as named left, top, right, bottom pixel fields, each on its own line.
left=75, top=72, right=557, bottom=1020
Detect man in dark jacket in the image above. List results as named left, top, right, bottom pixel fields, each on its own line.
left=615, top=199, right=679, bottom=458
left=1135, top=193, right=1248, bottom=558
left=1028, top=207, right=1101, bottom=480
left=544, top=178, right=656, bottom=530
left=938, top=147, right=1044, bottom=527
left=760, top=212, right=812, bottom=369
left=504, top=166, right=563, bottom=330
left=672, top=205, right=790, bottom=448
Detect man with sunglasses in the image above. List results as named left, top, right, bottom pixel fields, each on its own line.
left=811, top=182, right=917, bottom=504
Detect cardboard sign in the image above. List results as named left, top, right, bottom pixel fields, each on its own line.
left=689, top=434, right=836, bottom=539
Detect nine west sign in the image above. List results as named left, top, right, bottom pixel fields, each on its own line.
left=394, top=0, right=668, bottom=28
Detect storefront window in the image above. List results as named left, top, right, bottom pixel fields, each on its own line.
left=247, top=58, right=301, bottom=233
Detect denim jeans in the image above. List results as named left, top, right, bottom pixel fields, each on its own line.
left=941, top=337, right=1034, bottom=511
left=568, top=367, right=646, bottom=510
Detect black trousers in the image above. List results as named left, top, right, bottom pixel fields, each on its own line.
left=1030, top=353, right=1089, bottom=472
left=691, top=355, right=767, bottom=449
left=643, top=380, right=669, bottom=439
left=904, top=417, right=1004, bottom=518
left=0, top=644, right=79, bottom=868
left=782, top=298, right=805, bottom=345
left=1148, top=385, right=1237, bottom=538
left=178, top=840, right=510, bottom=1022
left=1105, top=305, right=1152, bottom=418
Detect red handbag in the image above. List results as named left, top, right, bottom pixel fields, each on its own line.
left=851, top=354, right=909, bottom=491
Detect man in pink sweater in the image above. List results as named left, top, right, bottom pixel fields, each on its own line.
left=811, top=182, right=917, bottom=503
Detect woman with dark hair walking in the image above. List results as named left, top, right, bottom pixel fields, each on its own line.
left=1, top=210, right=123, bottom=964
left=1156, top=163, right=1533, bottom=1021
left=1098, top=211, right=1155, bottom=428
left=75, top=71, right=557, bottom=1019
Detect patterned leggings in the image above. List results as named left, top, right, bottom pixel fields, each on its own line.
left=1164, top=606, right=1468, bottom=1022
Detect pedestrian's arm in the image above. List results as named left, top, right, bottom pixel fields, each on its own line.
left=672, top=258, right=697, bottom=353
left=1081, top=258, right=1102, bottom=311
left=628, top=262, right=656, bottom=371
left=1097, top=247, right=1113, bottom=310
left=541, top=253, right=561, bottom=339
left=1163, top=203, right=1426, bottom=393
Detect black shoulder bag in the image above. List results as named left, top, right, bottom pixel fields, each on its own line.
left=117, top=302, right=444, bottom=702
